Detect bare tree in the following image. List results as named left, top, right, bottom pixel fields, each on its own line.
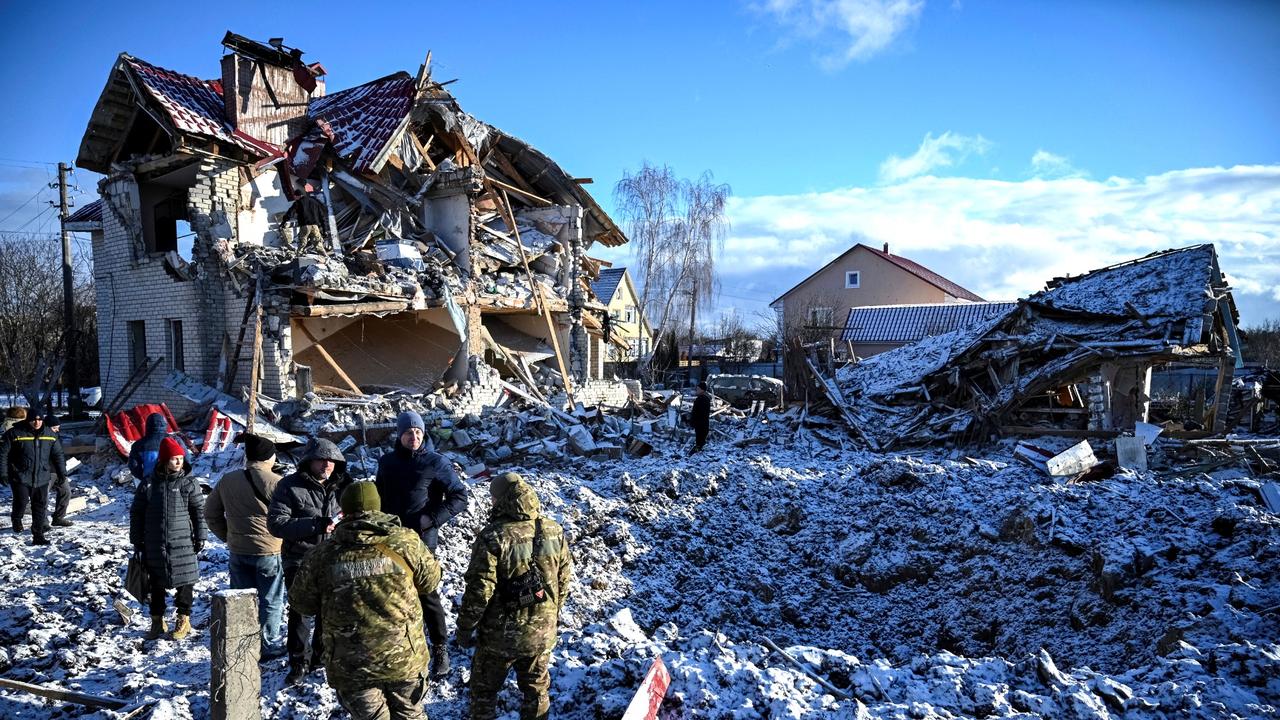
left=0, top=233, right=97, bottom=407
left=1242, top=320, right=1280, bottom=367
left=614, top=164, right=730, bottom=380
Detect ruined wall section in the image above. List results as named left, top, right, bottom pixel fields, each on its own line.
left=564, top=205, right=589, bottom=382
left=93, top=171, right=204, bottom=415
left=187, top=158, right=293, bottom=403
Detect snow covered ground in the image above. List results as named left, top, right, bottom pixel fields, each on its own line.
left=1, top=428, right=1277, bottom=719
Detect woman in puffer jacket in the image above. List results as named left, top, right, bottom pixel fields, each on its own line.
left=130, top=436, right=206, bottom=641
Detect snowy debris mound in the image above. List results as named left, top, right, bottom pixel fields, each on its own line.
left=1, top=429, right=1277, bottom=718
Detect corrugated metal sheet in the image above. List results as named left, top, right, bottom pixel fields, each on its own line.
left=66, top=199, right=103, bottom=223
left=308, top=72, right=416, bottom=174
left=124, top=57, right=279, bottom=159
left=842, top=302, right=1017, bottom=343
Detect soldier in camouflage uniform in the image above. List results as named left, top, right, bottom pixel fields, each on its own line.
left=457, top=472, right=573, bottom=720
left=290, top=482, right=442, bottom=720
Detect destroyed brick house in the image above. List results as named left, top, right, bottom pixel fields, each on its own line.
left=829, top=244, right=1244, bottom=450
left=71, top=33, right=633, bottom=421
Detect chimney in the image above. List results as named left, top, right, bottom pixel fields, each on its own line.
left=882, top=242, right=890, bottom=255
left=220, top=32, right=323, bottom=147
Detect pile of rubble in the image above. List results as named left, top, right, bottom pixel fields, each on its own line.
left=824, top=245, right=1244, bottom=450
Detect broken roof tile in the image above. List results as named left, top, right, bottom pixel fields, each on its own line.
left=308, top=72, right=416, bottom=174
left=124, top=56, right=279, bottom=159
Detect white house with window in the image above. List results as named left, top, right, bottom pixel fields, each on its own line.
left=590, top=267, right=653, bottom=364
left=769, top=242, right=985, bottom=344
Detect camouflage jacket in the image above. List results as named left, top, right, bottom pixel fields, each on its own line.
left=458, top=476, right=573, bottom=657
left=290, top=510, right=441, bottom=690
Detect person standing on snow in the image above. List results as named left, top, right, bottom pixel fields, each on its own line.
left=690, top=381, right=712, bottom=452
left=290, top=482, right=442, bottom=720
left=129, top=412, right=183, bottom=481
left=45, top=415, right=73, bottom=529
left=375, top=410, right=468, bottom=679
left=269, top=437, right=352, bottom=685
left=1, top=410, right=67, bottom=545
left=130, top=437, right=205, bottom=641
left=205, top=433, right=286, bottom=658
left=457, top=472, right=572, bottom=720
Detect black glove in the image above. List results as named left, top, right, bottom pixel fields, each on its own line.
left=456, top=627, right=476, bottom=649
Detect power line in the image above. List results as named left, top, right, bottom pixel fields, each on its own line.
left=0, top=186, right=49, bottom=226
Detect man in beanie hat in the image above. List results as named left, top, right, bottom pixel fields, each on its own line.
left=291, top=482, right=442, bottom=719
left=44, top=415, right=73, bottom=529
left=375, top=409, right=468, bottom=678
left=205, top=433, right=286, bottom=657
left=458, top=472, right=573, bottom=720
left=1, top=409, right=66, bottom=545
left=269, top=437, right=352, bottom=685
left=130, top=436, right=205, bottom=640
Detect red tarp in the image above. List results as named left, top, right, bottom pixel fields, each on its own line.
left=104, top=403, right=181, bottom=458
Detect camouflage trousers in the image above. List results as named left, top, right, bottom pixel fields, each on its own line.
left=469, top=648, right=550, bottom=720
left=336, top=671, right=428, bottom=720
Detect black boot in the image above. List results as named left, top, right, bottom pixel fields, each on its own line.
left=285, top=664, right=306, bottom=686
left=429, top=646, right=450, bottom=678
left=52, top=517, right=73, bottom=527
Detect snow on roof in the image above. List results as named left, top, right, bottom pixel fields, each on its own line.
left=842, top=302, right=1017, bottom=343
left=308, top=72, right=416, bottom=174
left=591, top=267, right=626, bottom=303
left=1029, top=244, right=1219, bottom=319
left=124, top=57, right=278, bottom=159
left=836, top=315, right=1003, bottom=399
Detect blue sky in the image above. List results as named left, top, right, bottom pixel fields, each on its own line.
left=1, top=0, right=1277, bottom=326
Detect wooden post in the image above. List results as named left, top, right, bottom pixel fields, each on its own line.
left=245, top=295, right=263, bottom=436
left=210, top=590, right=261, bottom=720
left=497, top=187, right=574, bottom=402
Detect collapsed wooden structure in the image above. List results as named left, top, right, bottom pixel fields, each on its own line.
left=831, top=245, right=1243, bottom=449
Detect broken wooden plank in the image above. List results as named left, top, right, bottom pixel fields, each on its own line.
left=290, top=300, right=412, bottom=317
left=0, top=677, right=127, bottom=710
left=490, top=177, right=552, bottom=207
left=761, top=637, right=852, bottom=700
left=296, top=324, right=362, bottom=395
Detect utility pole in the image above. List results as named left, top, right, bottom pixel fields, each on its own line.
left=57, top=162, right=82, bottom=418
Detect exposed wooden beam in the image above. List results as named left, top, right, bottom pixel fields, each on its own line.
left=295, top=324, right=362, bottom=394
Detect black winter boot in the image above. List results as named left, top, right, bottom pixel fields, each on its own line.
left=429, top=646, right=450, bottom=678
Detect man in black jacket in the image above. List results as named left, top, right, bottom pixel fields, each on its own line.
left=268, top=437, right=351, bottom=685
left=0, top=412, right=66, bottom=545
left=375, top=410, right=468, bottom=678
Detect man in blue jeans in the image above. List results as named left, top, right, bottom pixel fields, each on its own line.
left=205, top=433, right=286, bottom=657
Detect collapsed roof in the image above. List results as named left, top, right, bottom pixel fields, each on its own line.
left=833, top=245, right=1242, bottom=448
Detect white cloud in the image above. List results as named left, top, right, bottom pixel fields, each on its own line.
left=717, top=164, right=1280, bottom=324
left=1029, top=149, right=1085, bottom=179
left=756, top=0, right=926, bottom=68
left=878, top=131, right=992, bottom=183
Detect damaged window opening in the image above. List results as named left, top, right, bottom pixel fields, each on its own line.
left=128, top=320, right=147, bottom=370
left=167, top=319, right=185, bottom=372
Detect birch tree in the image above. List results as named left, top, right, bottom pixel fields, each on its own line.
left=614, top=164, right=730, bottom=379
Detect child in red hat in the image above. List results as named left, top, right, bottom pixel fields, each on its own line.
left=129, top=435, right=205, bottom=641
